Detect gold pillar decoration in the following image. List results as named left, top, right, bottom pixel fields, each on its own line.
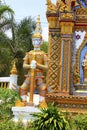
left=47, top=33, right=61, bottom=91
left=46, top=9, right=74, bottom=94
left=46, top=12, right=61, bottom=92
left=47, top=16, right=59, bottom=28
left=60, top=22, right=74, bottom=34
left=60, top=39, right=73, bottom=93
left=60, top=15, right=74, bottom=94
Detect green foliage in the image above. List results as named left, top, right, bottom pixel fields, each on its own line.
left=8, top=16, right=35, bottom=58
left=15, top=17, right=35, bottom=52
left=0, top=5, right=14, bottom=15
left=12, top=17, right=35, bottom=84
left=73, top=114, right=87, bottom=130
left=0, top=88, right=35, bottom=129
left=16, top=57, right=25, bottom=85
left=0, top=2, right=35, bottom=82
left=0, top=87, right=34, bottom=129
left=1, top=89, right=87, bottom=130
left=0, top=2, right=14, bottom=30
left=0, top=88, right=20, bottom=120
left=40, top=41, right=48, bottom=82
left=41, top=41, right=48, bottom=53
left=0, top=2, right=14, bottom=44
left=0, top=48, right=12, bottom=76
left=0, top=119, right=34, bottom=130
left=0, top=16, right=35, bottom=83
left=32, top=103, right=70, bottom=130
left=63, top=111, right=73, bottom=130
left=9, top=17, right=35, bottom=57
left=0, top=2, right=14, bottom=76
left=0, top=32, right=13, bottom=76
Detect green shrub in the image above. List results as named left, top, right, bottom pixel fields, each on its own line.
left=0, top=88, right=35, bottom=129
left=73, top=114, right=87, bottom=130
left=0, top=87, right=20, bottom=120
left=41, top=41, right=48, bottom=53
left=32, top=103, right=71, bottom=130
left=0, top=119, right=34, bottom=130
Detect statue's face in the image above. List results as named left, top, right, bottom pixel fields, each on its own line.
left=32, top=38, right=42, bottom=48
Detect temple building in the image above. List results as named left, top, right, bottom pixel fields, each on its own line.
left=46, top=0, right=87, bottom=113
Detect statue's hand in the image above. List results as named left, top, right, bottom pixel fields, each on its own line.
left=30, top=60, right=37, bottom=69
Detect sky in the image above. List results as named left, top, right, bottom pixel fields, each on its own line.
left=4, top=0, right=56, bottom=41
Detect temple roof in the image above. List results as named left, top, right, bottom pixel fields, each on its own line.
left=46, top=0, right=87, bottom=14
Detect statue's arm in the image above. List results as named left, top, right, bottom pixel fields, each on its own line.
left=36, top=54, right=48, bottom=71
left=23, top=53, right=30, bottom=69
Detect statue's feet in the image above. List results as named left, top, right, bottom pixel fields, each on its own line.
left=39, top=100, right=48, bottom=109
left=15, top=100, right=26, bottom=107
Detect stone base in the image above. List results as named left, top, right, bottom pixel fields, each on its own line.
left=12, top=106, right=40, bottom=123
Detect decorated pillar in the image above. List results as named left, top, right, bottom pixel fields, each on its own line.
left=59, top=12, right=74, bottom=95
left=46, top=10, right=74, bottom=95
left=46, top=0, right=75, bottom=95
left=46, top=13, right=62, bottom=92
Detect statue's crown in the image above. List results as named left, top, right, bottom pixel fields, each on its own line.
left=32, top=15, right=42, bottom=39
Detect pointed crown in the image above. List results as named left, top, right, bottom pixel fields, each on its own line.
left=32, top=15, right=42, bottom=39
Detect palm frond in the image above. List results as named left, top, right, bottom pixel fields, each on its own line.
left=0, top=5, right=14, bottom=16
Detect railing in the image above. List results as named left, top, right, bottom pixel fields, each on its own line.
left=0, top=77, right=10, bottom=88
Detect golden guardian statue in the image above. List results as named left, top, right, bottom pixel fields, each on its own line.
left=13, top=15, right=48, bottom=108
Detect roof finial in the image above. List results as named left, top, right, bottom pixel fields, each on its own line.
left=10, top=61, right=17, bottom=74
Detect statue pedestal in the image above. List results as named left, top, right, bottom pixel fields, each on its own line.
left=12, top=106, right=40, bottom=124
left=12, top=94, right=40, bottom=124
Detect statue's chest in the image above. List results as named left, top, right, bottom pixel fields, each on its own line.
left=29, top=51, right=44, bottom=64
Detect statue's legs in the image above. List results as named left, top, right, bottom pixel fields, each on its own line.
left=20, top=77, right=30, bottom=103
left=36, top=76, right=47, bottom=107
left=18, top=74, right=47, bottom=107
